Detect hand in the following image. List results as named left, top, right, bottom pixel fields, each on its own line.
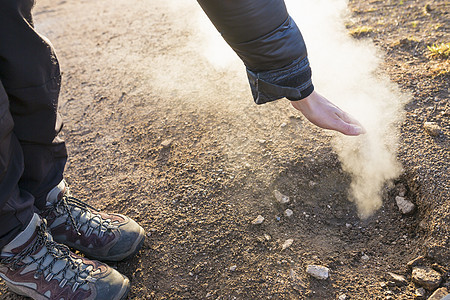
left=291, top=91, right=365, bottom=136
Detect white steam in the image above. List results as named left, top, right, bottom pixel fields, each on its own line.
left=286, top=0, right=407, bottom=218
left=159, top=0, right=407, bottom=218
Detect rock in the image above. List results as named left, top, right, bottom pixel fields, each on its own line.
left=424, top=122, right=441, bottom=136
left=229, top=265, right=237, bottom=271
left=412, top=266, right=442, bottom=290
left=274, top=190, right=290, bottom=204
left=396, top=196, right=415, bottom=214
left=345, top=223, right=352, bottom=228
left=428, top=287, right=449, bottom=300
left=285, top=209, right=293, bottom=217
left=280, top=122, right=287, bottom=128
left=338, top=294, right=347, bottom=300
left=361, top=254, right=370, bottom=261
left=308, top=181, right=317, bottom=188
left=408, top=256, right=426, bottom=269
left=415, top=287, right=426, bottom=298
left=264, top=233, right=271, bottom=241
left=306, top=265, right=329, bottom=280
left=387, top=272, right=408, bottom=286
left=282, top=239, right=294, bottom=250
left=161, top=139, right=173, bottom=148
left=252, top=215, right=265, bottom=225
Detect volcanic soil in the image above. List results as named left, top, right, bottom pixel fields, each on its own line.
left=0, top=0, right=448, bottom=299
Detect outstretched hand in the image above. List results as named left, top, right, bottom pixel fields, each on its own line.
left=291, top=91, right=365, bottom=136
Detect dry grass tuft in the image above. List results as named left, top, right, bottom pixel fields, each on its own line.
left=349, top=26, right=374, bottom=37
left=427, top=43, right=450, bottom=58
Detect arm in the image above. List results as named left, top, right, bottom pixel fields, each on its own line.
left=197, top=0, right=364, bottom=136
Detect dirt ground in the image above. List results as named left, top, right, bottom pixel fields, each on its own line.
left=1, top=0, right=449, bottom=299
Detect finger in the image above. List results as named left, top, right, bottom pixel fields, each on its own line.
left=330, top=115, right=364, bottom=136
left=338, top=111, right=366, bottom=134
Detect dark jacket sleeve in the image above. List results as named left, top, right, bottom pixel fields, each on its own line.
left=197, top=0, right=314, bottom=104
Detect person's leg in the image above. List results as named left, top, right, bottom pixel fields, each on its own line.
left=0, top=80, right=35, bottom=250
left=1, top=42, right=129, bottom=298
left=0, top=0, right=145, bottom=262
left=0, top=0, right=67, bottom=209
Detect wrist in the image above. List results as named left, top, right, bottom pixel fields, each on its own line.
left=291, top=91, right=315, bottom=113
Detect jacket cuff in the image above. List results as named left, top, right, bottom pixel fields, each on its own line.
left=246, top=55, right=314, bottom=105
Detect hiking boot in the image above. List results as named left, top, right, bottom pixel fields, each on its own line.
left=0, top=214, right=130, bottom=300
left=39, top=180, right=145, bottom=262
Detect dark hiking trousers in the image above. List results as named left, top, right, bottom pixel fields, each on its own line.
left=0, top=0, right=67, bottom=249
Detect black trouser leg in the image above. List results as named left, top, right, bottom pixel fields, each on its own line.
left=0, top=0, right=67, bottom=215
left=0, top=80, right=35, bottom=249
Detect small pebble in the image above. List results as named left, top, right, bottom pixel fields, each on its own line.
left=387, top=272, right=408, bottom=286
left=280, top=122, right=287, bottom=128
left=281, top=239, right=294, bottom=250
left=395, top=196, right=415, bottom=214
left=415, top=287, right=426, bottom=298
left=306, top=265, right=329, bottom=280
left=161, top=139, right=173, bottom=148
left=274, top=190, right=290, bottom=204
left=345, top=223, right=352, bottom=228
left=407, top=256, right=425, bottom=269
left=285, top=209, right=293, bottom=217
left=424, top=122, right=441, bottom=136
left=338, top=294, right=347, bottom=300
left=361, top=254, right=370, bottom=261
left=412, top=266, right=442, bottom=290
left=264, top=233, right=271, bottom=241
left=229, top=265, right=237, bottom=271
left=252, top=215, right=265, bottom=225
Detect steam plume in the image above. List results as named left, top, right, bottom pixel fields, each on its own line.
left=159, top=0, right=407, bottom=218
left=286, top=0, right=407, bottom=218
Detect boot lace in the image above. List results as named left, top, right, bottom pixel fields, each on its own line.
left=43, top=189, right=117, bottom=237
left=0, top=221, right=96, bottom=291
